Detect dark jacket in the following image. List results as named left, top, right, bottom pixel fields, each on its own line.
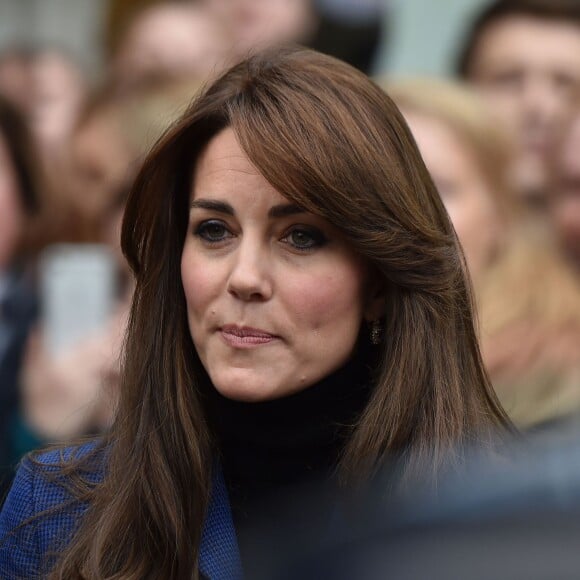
left=0, top=269, right=38, bottom=499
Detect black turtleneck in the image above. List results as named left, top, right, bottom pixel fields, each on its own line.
left=202, top=337, right=376, bottom=562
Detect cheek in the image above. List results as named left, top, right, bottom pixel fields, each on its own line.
left=180, top=248, right=220, bottom=318
left=444, top=191, right=480, bottom=238
left=447, top=187, right=500, bottom=274
left=554, top=200, right=580, bottom=239
left=482, top=91, right=521, bottom=128
left=283, top=262, right=366, bottom=330
left=454, top=192, right=495, bottom=236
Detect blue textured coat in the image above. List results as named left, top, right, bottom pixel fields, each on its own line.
left=0, top=445, right=242, bottom=579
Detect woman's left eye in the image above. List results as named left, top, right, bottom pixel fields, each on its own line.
left=281, top=226, right=327, bottom=251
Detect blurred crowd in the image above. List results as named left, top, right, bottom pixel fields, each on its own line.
left=0, top=0, right=579, bottom=536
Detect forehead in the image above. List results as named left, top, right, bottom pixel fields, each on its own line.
left=195, top=127, right=255, bottom=173
left=191, top=127, right=287, bottom=205
left=405, top=112, right=466, bottom=164
left=473, top=15, right=580, bottom=74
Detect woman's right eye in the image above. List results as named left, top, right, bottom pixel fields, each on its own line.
left=194, top=220, right=232, bottom=243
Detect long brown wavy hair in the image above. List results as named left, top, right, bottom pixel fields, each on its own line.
left=48, top=46, right=510, bottom=579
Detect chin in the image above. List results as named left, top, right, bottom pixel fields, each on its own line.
left=212, top=369, right=284, bottom=403
left=210, top=369, right=296, bottom=403
left=214, top=383, right=279, bottom=403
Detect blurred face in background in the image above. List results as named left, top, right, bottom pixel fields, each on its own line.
left=550, top=112, right=580, bottom=269
left=28, top=51, right=86, bottom=156
left=0, top=50, right=85, bottom=160
left=114, top=4, right=228, bottom=89
left=207, top=0, right=317, bottom=57
left=0, top=53, right=32, bottom=112
left=466, top=16, right=580, bottom=199
left=404, top=112, right=501, bottom=284
left=0, top=131, right=24, bottom=270
left=68, top=107, right=134, bottom=226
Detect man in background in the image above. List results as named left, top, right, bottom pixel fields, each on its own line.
left=457, top=0, right=580, bottom=206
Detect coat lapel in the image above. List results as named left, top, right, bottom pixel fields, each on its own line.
left=199, top=467, right=243, bottom=579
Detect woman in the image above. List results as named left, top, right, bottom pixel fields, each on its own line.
left=0, top=47, right=509, bottom=579
left=388, top=78, right=580, bottom=427
left=386, top=77, right=515, bottom=288
left=549, top=102, right=580, bottom=272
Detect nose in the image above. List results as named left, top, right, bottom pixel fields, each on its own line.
left=227, top=238, right=273, bottom=302
left=521, top=77, right=561, bottom=125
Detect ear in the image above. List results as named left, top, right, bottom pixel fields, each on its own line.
left=363, top=273, right=386, bottom=322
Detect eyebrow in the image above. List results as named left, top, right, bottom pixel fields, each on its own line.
left=190, top=199, right=234, bottom=215
left=268, top=203, right=306, bottom=218
left=190, top=199, right=307, bottom=218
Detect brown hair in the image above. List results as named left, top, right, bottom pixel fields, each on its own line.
left=457, top=0, right=580, bottom=78
left=48, top=46, right=510, bottom=578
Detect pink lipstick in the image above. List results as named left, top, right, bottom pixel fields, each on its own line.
left=220, top=325, right=278, bottom=348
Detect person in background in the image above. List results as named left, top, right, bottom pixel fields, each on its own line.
left=0, top=96, right=42, bottom=500
left=205, top=0, right=386, bottom=73
left=110, top=2, right=229, bottom=92
left=206, top=0, right=318, bottom=59
left=548, top=104, right=580, bottom=271
left=456, top=0, right=580, bottom=206
left=0, top=47, right=86, bottom=170
left=17, top=87, right=137, bottom=445
left=21, top=78, right=202, bottom=443
left=27, top=49, right=87, bottom=165
left=62, top=90, right=140, bottom=238
left=0, top=47, right=510, bottom=579
left=0, top=48, right=34, bottom=115
left=310, top=0, right=387, bottom=73
left=389, top=78, right=580, bottom=427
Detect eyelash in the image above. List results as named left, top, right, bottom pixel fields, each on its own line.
left=193, top=220, right=328, bottom=251
left=194, top=220, right=232, bottom=244
left=281, top=226, right=327, bottom=251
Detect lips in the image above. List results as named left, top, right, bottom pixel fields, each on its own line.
left=220, top=325, right=279, bottom=347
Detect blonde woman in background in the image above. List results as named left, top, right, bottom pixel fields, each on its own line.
left=388, top=78, right=580, bottom=427
left=548, top=102, right=580, bottom=272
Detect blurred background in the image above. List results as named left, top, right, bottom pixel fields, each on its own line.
left=0, top=0, right=496, bottom=79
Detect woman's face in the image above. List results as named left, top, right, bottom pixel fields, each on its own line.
left=181, top=127, right=379, bottom=402
left=0, top=132, right=24, bottom=270
left=404, top=112, right=502, bottom=284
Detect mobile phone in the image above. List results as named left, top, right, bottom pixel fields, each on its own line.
left=39, top=244, right=117, bottom=356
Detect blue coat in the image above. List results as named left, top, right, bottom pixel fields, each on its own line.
left=0, top=445, right=243, bottom=579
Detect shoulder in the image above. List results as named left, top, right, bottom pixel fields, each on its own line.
left=0, top=440, right=105, bottom=579
left=31, top=439, right=104, bottom=472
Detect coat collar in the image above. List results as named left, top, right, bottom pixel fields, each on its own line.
left=199, top=467, right=243, bottom=579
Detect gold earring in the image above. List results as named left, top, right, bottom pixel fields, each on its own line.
left=370, top=319, right=382, bottom=345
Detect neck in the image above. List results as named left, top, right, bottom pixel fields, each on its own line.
left=203, top=339, right=376, bottom=505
